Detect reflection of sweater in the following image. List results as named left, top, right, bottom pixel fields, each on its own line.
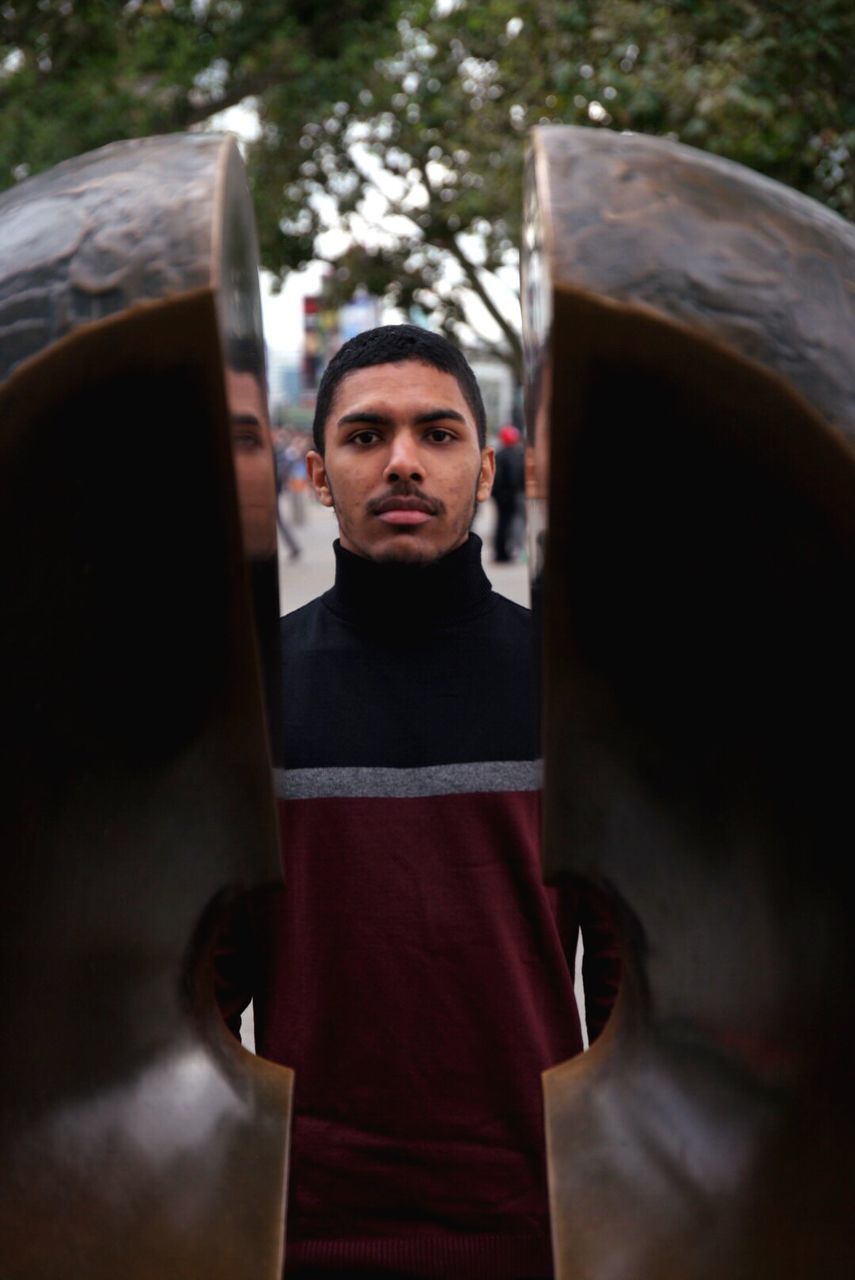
left=221, top=534, right=620, bottom=1279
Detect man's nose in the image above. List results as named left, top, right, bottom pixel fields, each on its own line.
left=383, top=431, right=424, bottom=484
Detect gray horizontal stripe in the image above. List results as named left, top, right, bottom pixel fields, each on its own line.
left=274, top=759, right=543, bottom=801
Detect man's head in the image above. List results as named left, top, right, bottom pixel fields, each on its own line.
left=312, top=325, right=487, bottom=455
left=306, top=325, right=495, bottom=565
left=224, top=334, right=277, bottom=560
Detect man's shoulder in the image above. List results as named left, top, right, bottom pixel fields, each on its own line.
left=280, top=592, right=333, bottom=650
left=470, top=591, right=539, bottom=687
left=484, top=589, right=534, bottom=634
left=281, top=592, right=327, bottom=624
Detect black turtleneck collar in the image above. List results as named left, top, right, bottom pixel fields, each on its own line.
left=323, top=533, right=494, bottom=629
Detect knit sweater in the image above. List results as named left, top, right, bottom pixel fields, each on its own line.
left=220, top=534, right=620, bottom=1279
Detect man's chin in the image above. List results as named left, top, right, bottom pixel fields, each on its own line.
left=370, top=541, right=446, bottom=566
left=358, top=530, right=463, bottom=566
left=339, top=519, right=473, bottom=564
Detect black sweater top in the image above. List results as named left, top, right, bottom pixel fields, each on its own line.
left=279, top=533, right=540, bottom=771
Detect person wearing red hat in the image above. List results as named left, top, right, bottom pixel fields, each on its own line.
left=492, top=423, right=525, bottom=562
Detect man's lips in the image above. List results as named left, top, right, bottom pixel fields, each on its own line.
left=377, top=509, right=433, bottom=525
left=371, top=495, right=439, bottom=525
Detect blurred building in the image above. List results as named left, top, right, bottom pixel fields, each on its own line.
left=339, top=289, right=384, bottom=347
left=465, top=351, right=517, bottom=438
left=300, top=286, right=384, bottom=395
left=267, top=287, right=518, bottom=439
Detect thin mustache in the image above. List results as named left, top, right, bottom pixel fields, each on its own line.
left=366, top=484, right=445, bottom=516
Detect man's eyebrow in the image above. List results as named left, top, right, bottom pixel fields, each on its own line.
left=231, top=411, right=261, bottom=425
left=414, top=408, right=466, bottom=425
left=336, top=410, right=390, bottom=428
left=336, top=407, right=466, bottom=427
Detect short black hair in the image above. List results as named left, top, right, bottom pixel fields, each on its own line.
left=312, top=324, right=487, bottom=453
left=224, top=331, right=268, bottom=394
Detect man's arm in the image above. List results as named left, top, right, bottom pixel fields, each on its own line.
left=212, top=894, right=256, bottom=1041
left=557, top=879, right=622, bottom=1045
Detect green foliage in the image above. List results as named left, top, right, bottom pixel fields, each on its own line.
left=2, top=1, right=853, bottom=369
left=251, top=0, right=855, bottom=371
left=0, top=0, right=402, bottom=179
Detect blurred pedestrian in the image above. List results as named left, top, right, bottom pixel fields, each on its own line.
left=492, top=423, right=525, bottom=562
left=286, top=435, right=309, bottom=527
left=272, top=427, right=301, bottom=560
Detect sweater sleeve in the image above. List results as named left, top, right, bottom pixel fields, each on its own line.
left=556, top=877, right=622, bottom=1045
left=212, top=893, right=256, bottom=1042
left=579, top=881, right=622, bottom=1042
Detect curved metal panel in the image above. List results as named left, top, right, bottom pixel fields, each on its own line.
left=523, top=126, right=855, bottom=1279
left=0, top=136, right=291, bottom=1278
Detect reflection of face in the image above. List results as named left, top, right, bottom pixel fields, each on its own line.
left=226, top=368, right=277, bottom=560
left=306, top=360, right=495, bottom=564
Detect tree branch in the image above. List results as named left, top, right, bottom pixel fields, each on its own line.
left=445, top=235, right=522, bottom=379
left=416, top=159, right=522, bottom=378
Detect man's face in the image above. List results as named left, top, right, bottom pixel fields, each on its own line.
left=226, top=367, right=277, bottom=560
left=306, top=360, right=495, bottom=564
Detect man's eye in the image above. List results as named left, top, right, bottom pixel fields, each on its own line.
left=350, top=430, right=380, bottom=445
left=232, top=430, right=263, bottom=451
left=426, top=428, right=454, bottom=443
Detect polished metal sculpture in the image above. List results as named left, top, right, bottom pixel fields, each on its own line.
left=0, top=135, right=292, bottom=1278
left=523, top=126, right=855, bottom=1279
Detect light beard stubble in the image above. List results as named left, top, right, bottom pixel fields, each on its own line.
left=328, top=476, right=483, bottom=564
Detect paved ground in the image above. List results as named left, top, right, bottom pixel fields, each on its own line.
left=277, top=493, right=530, bottom=616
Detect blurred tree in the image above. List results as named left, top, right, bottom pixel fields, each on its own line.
left=0, top=0, right=402, bottom=195
left=255, top=0, right=855, bottom=374
left=2, top=1, right=853, bottom=371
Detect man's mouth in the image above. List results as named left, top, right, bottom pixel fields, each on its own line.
left=369, top=492, right=443, bottom=526
left=378, top=510, right=433, bottom=525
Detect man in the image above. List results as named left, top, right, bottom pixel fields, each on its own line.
left=219, top=325, right=619, bottom=1279
left=224, top=333, right=286, bottom=762
left=226, top=349, right=279, bottom=562
left=224, top=330, right=301, bottom=562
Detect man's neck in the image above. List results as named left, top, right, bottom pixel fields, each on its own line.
left=326, top=533, right=493, bottom=629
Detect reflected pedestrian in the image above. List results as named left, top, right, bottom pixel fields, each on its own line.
left=492, top=423, right=525, bottom=562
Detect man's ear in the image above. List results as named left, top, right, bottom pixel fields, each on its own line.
left=306, top=450, right=334, bottom=508
left=476, top=447, right=496, bottom=503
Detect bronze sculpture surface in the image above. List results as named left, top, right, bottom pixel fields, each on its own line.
left=0, top=134, right=292, bottom=1278
left=523, top=125, right=855, bottom=1279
